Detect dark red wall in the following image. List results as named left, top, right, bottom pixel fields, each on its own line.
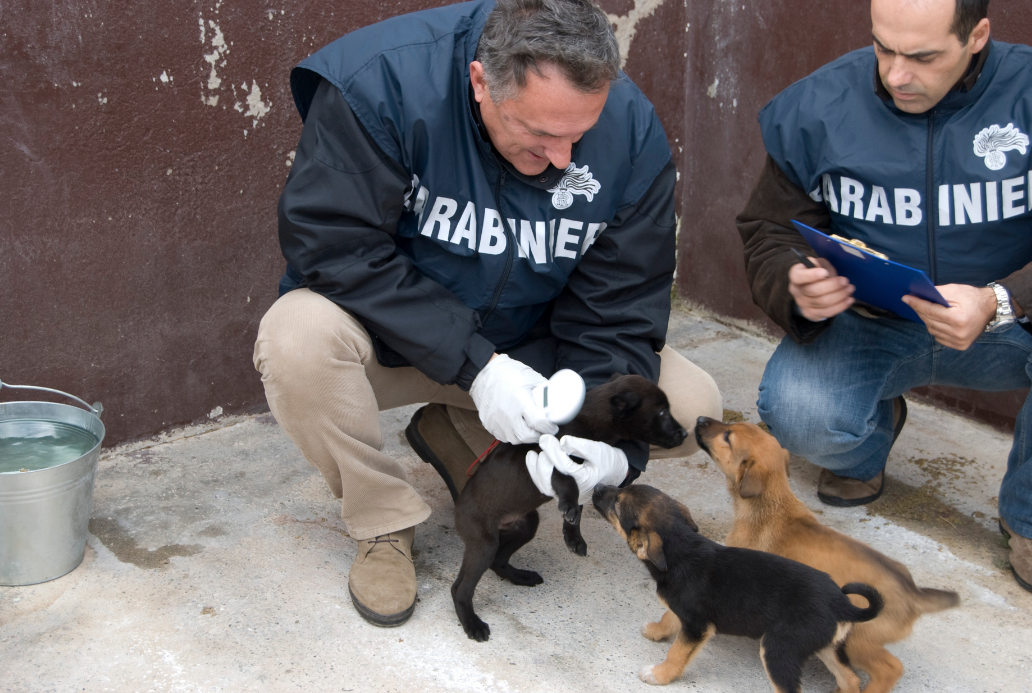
left=2, top=1, right=1029, bottom=445
left=1, top=1, right=445, bottom=442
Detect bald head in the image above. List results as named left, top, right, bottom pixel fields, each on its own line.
left=873, top=0, right=988, bottom=41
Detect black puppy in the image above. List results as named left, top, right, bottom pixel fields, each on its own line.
left=593, top=484, right=884, bottom=692
left=452, top=374, right=687, bottom=642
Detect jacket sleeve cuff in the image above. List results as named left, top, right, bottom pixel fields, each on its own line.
left=615, top=439, right=648, bottom=477
left=454, top=333, right=495, bottom=391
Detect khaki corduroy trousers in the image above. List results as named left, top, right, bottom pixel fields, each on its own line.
left=253, top=288, right=721, bottom=540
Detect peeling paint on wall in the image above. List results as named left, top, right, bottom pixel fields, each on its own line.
left=198, top=10, right=272, bottom=131
left=233, top=82, right=271, bottom=127
left=706, top=76, right=719, bottom=98
left=200, top=16, right=228, bottom=107
left=606, top=0, right=667, bottom=68
left=244, top=83, right=270, bottom=125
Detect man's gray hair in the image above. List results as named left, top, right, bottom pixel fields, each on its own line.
left=475, top=0, right=620, bottom=103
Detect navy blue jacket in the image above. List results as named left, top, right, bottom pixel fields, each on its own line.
left=760, top=40, right=1032, bottom=287
left=277, top=0, right=676, bottom=473
left=739, top=40, right=1032, bottom=342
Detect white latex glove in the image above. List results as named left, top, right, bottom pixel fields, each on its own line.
left=470, top=354, right=558, bottom=444
left=537, top=434, right=629, bottom=505
left=524, top=448, right=557, bottom=497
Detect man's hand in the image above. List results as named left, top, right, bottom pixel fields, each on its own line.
left=535, top=434, right=629, bottom=506
left=788, top=258, right=855, bottom=321
left=470, top=354, right=558, bottom=444
left=902, top=284, right=998, bottom=351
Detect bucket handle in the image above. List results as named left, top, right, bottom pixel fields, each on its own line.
left=0, top=379, right=104, bottom=419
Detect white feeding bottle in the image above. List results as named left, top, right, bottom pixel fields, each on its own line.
left=532, top=369, right=586, bottom=425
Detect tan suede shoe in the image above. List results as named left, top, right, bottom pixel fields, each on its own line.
left=817, top=396, right=906, bottom=507
left=406, top=404, right=478, bottom=501
left=348, top=527, right=417, bottom=626
left=1000, top=519, right=1032, bottom=594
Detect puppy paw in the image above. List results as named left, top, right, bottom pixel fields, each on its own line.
left=562, top=522, right=588, bottom=556
left=507, top=568, right=544, bottom=586
left=638, top=665, right=663, bottom=685
left=564, top=534, right=588, bottom=556
left=641, top=621, right=670, bottom=641
left=462, top=616, right=491, bottom=642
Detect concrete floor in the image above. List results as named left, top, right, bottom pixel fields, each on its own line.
left=2, top=306, right=1030, bottom=692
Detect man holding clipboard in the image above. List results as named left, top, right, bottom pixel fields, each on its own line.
left=737, top=0, right=1032, bottom=592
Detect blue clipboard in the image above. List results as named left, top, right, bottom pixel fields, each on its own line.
left=791, top=220, right=948, bottom=323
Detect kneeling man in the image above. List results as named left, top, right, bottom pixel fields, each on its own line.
left=737, top=0, right=1032, bottom=592
left=255, top=0, right=722, bottom=627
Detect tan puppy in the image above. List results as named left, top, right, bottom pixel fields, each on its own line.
left=695, top=417, right=959, bottom=693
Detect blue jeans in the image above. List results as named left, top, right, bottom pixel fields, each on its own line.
left=757, top=308, right=1032, bottom=536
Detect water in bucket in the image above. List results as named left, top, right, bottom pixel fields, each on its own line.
left=0, top=419, right=99, bottom=473
left=0, top=380, right=106, bottom=585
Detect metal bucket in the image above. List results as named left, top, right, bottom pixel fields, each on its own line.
left=0, top=380, right=105, bottom=586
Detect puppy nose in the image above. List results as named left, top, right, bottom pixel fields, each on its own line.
left=696, top=416, right=714, bottom=430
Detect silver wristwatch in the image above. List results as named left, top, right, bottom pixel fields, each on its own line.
left=985, top=282, right=1016, bottom=332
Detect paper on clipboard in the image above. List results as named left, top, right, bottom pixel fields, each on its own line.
left=791, top=220, right=948, bottom=323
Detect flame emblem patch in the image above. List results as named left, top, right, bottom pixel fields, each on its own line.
left=548, top=163, right=601, bottom=209
left=973, top=123, right=1029, bottom=171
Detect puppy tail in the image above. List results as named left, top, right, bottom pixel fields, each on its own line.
left=914, top=587, right=960, bottom=614
left=840, top=582, right=884, bottom=623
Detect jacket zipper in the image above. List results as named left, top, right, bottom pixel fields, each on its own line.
left=481, top=167, right=514, bottom=326
left=926, top=110, right=938, bottom=284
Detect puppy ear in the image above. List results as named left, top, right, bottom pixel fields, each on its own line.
left=675, top=501, right=699, bottom=532
left=646, top=531, right=668, bottom=571
left=611, top=390, right=642, bottom=414
left=738, top=459, right=764, bottom=498
left=632, top=529, right=668, bottom=571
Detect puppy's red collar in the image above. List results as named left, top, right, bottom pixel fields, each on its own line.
left=468, top=439, right=500, bottom=477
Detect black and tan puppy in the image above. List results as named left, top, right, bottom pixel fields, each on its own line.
left=695, top=418, right=960, bottom=693
left=452, top=374, right=687, bottom=641
left=593, top=484, right=884, bottom=692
